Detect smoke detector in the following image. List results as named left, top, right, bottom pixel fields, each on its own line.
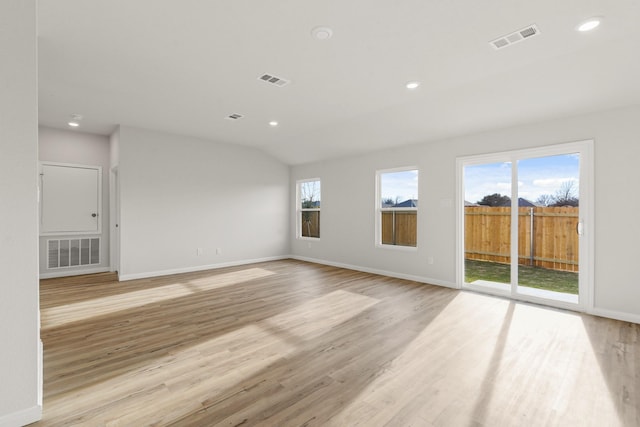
left=311, top=26, right=333, bottom=40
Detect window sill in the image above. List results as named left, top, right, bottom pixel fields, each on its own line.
left=375, top=244, right=418, bottom=252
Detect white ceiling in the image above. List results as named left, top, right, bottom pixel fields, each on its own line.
left=38, top=0, right=640, bottom=165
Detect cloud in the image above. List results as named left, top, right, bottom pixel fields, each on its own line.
left=532, top=177, right=578, bottom=189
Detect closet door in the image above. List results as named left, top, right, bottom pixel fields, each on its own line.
left=41, top=163, right=101, bottom=234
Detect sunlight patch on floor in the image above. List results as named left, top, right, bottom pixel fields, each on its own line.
left=42, top=289, right=378, bottom=424
left=263, top=290, right=380, bottom=342
left=332, top=294, right=625, bottom=426
left=42, top=268, right=275, bottom=328
left=44, top=322, right=296, bottom=425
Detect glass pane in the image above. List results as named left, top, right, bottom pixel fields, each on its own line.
left=517, top=154, right=579, bottom=302
left=301, top=211, right=320, bottom=238
left=380, top=170, right=418, bottom=208
left=464, top=162, right=512, bottom=290
left=300, top=180, right=321, bottom=209
left=381, top=211, right=417, bottom=246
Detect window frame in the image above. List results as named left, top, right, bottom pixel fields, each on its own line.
left=375, top=167, right=419, bottom=250
left=296, top=178, right=321, bottom=240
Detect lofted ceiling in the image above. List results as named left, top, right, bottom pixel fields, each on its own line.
left=38, top=0, right=640, bottom=165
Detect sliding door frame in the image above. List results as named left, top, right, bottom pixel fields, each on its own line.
left=456, top=140, right=594, bottom=312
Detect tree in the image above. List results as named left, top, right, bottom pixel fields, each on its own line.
left=535, top=194, right=554, bottom=207
left=382, top=197, right=395, bottom=206
left=550, top=180, right=579, bottom=207
left=477, top=193, right=511, bottom=207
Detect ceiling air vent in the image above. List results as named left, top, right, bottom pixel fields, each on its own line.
left=225, top=113, right=244, bottom=120
left=258, top=73, right=290, bottom=87
left=490, top=24, right=540, bottom=50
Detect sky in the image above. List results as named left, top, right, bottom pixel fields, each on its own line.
left=380, top=170, right=418, bottom=204
left=464, top=153, right=580, bottom=204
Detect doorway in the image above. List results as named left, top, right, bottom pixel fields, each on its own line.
left=457, top=141, right=593, bottom=310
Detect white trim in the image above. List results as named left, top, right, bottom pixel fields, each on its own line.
left=292, top=256, right=639, bottom=324
left=38, top=339, right=43, bottom=407
left=39, top=267, right=110, bottom=279
left=296, top=178, right=321, bottom=240
left=291, top=255, right=458, bottom=289
left=109, top=166, right=120, bottom=274
left=0, top=405, right=42, bottom=427
left=374, top=244, right=418, bottom=252
left=456, top=140, right=594, bottom=312
left=375, top=167, right=419, bottom=248
left=589, top=308, right=640, bottom=325
left=118, top=256, right=290, bottom=281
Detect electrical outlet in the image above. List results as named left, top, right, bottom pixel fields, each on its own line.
left=428, top=256, right=434, bottom=265
left=197, top=248, right=203, bottom=256
left=216, top=248, right=221, bottom=255
left=307, top=242, right=312, bottom=248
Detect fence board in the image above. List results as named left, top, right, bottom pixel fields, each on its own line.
left=465, top=206, right=579, bottom=272
left=381, top=211, right=416, bottom=247
left=301, top=212, right=320, bottom=238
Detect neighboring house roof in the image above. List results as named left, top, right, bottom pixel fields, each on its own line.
left=517, top=198, right=536, bottom=207
left=494, top=197, right=535, bottom=207
left=393, top=199, right=418, bottom=208
left=464, top=200, right=480, bottom=207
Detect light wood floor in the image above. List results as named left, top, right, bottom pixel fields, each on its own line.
left=35, top=259, right=639, bottom=426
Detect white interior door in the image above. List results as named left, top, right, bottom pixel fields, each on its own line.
left=41, top=163, right=101, bottom=234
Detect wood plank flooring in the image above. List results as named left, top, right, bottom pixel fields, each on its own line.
left=35, top=259, right=639, bottom=426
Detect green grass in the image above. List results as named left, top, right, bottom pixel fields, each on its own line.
left=465, top=259, right=578, bottom=295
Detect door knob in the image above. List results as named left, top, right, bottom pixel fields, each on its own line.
left=91, top=213, right=97, bottom=218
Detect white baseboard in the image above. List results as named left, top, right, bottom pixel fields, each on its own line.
left=118, top=256, right=290, bottom=281
left=39, top=267, right=110, bottom=279
left=291, top=255, right=459, bottom=289
left=589, top=308, right=640, bottom=325
left=0, top=405, right=42, bottom=427
left=291, top=256, right=640, bottom=325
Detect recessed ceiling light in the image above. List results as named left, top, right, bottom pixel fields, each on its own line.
left=576, top=17, right=601, bottom=32
left=406, top=81, right=420, bottom=90
left=311, top=26, right=333, bottom=40
left=68, top=122, right=79, bottom=127
left=269, top=121, right=279, bottom=127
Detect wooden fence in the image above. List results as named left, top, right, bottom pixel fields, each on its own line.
left=382, top=211, right=417, bottom=246
left=465, top=206, right=579, bottom=272
left=301, top=211, right=320, bottom=238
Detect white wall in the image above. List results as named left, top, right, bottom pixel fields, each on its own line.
left=118, top=126, right=290, bottom=279
left=38, top=127, right=111, bottom=277
left=291, top=105, right=640, bottom=322
left=0, top=0, right=41, bottom=425
left=110, top=126, right=120, bottom=168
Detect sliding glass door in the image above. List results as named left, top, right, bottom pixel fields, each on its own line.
left=459, top=142, right=592, bottom=310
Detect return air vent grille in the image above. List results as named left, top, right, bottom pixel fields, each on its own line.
left=258, top=73, right=290, bottom=87
left=490, top=24, right=540, bottom=50
left=48, top=238, right=100, bottom=269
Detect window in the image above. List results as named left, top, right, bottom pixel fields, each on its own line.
left=376, top=168, right=418, bottom=247
left=297, top=179, right=321, bottom=239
